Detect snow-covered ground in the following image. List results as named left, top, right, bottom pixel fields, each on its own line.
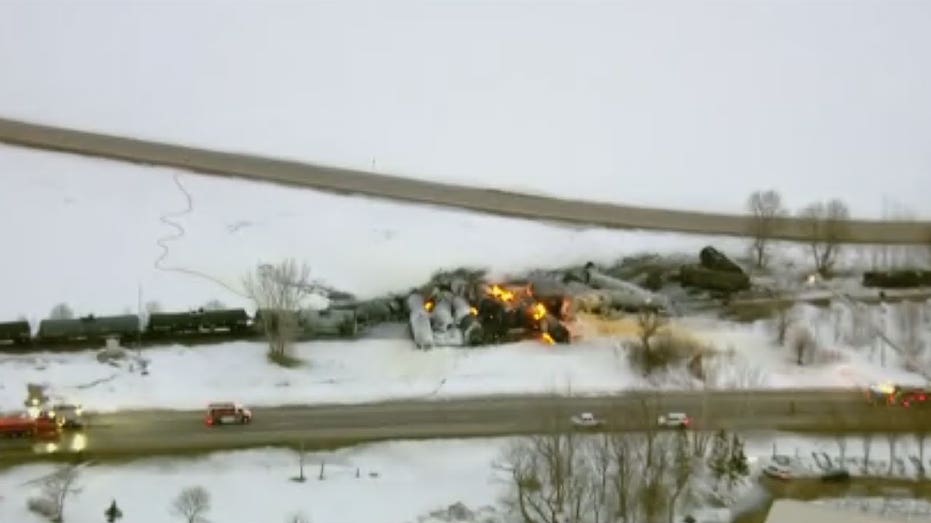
left=0, top=439, right=505, bottom=523
left=0, top=144, right=758, bottom=323
left=3, top=432, right=928, bottom=523
left=2, top=141, right=919, bottom=325
left=2, top=300, right=928, bottom=413
left=2, top=2, right=929, bottom=217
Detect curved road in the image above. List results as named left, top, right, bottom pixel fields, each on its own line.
left=1, top=117, right=929, bottom=244
left=4, top=389, right=930, bottom=466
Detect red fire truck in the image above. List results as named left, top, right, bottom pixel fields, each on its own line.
left=0, top=412, right=59, bottom=438
left=867, top=383, right=931, bottom=407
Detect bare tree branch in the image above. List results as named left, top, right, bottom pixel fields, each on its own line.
left=243, top=259, right=318, bottom=364
left=798, top=199, right=850, bottom=277
left=746, top=190, right=786, bottom=269
left=49, top=303, right=74, bottom=320
left=171, top=486, right=210, bottom=523
left=27, top=464, right=80, bottom=523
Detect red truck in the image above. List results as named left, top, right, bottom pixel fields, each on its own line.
left=0, top=412, right=59, bottom=438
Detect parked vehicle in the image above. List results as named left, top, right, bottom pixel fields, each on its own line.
left=205, top=403, right=252, bottom=426
left=570, top=412, right=604, bottom=429
left=657, top=412, right=691, bottom=429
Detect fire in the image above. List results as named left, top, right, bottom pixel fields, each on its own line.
left=470, top=306, right=478, bottom=316
left=541, top=333, right=556, bottom=345
left=531, top=303, right=547, bottom=321
left=424, top=301, right=435, bottom=312
left=490, top=284, right=515, bottom=302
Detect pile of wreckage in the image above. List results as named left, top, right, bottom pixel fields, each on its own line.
left=309, top=245, right=754, bottom=349
left=401, top=263, right=674, bottom=350
left=678, top=246, right=750, bottom=293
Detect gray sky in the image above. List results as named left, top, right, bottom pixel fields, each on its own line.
left=1, top=0, right=929, bottom=218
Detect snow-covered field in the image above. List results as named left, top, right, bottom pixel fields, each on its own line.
left=0, top=439, right=505, bottom=523
left=3, top=432, right=928, bottom=523
left=2, top=2, right=929, bottom=217
left=2, top=301, right=927, bottom=413
left=0, top=144, right=756, bottom=323
left=1, top=147, right=927, bottom=414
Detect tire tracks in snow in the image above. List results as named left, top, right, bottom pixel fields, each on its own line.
left=154, top=173, right=248, bottom=299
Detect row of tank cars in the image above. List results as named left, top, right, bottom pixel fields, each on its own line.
left=0, top=305, right=361, bottom=350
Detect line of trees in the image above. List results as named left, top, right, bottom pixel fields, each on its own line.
left=746, top=190, right=851, bottom=276
left=748, top=191, right=931, bottom=276
left=494, top=406, right=750, bottom=523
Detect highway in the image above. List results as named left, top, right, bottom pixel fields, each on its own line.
left=1, top=116, right=929, bottom=244
left=4, top=389, right=931, bottom=467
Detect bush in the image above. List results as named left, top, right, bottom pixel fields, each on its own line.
left=627, top=333, right=707, bottom=375
left=27, top=497, right=58, bottom=520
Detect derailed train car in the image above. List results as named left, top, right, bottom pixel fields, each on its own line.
left=407, top=280, right=572, bottom=350
left=253, top=307, right=359, bottom=340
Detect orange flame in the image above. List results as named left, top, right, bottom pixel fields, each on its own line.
left=490, top=285, right=515, bottom=302
left=424, top=301, right=435, bottom=312
left=531, top=303, right=547, bottom=321
left=541, top=333, right=556, bottom=345
left=470, top=306, right=478, bottom=316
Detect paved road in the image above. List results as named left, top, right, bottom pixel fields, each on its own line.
left=1, top=117, right=929, bottom=244
left=4, top=389, right=930, bottom=467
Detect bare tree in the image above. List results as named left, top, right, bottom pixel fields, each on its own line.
left=145, top=301, right=162, bottom=314
left=772, top=303, right=794, bottom=346
left=887, top=433, right=901, bottom=476
left=288, top=512, right=310, bottom=523
left=202, top=299, right=226, bottom=311
left=861, top=434, right=873, bottom=474
left=915, top=427, right=929, bottom=478
left=243, top=259, right=318, bottom=364
left=746, top=190, right=787, bottom=269
left=27, top=464, right=80, bottom=522
left=171, top=486, right=211, bottom=523
left=668, top=431, right=692, bottom=523
left=798, top=199, right=850, bottom=277
left=787, top=324, right=817, bottom=366
left=894, top=301, right=925, bottom=365
left=496, top=433, right=584, bottom=523
left=834, top=433, right=848, bottom=464
left=637, top=309, right=667, bottom=353
left=49, top=303, right=74, bottom=320
left=587, top=435, right=612, bottom=523
left=293, top=441, right=307, bottom=482
left=872, top=201, right=926, bottom=269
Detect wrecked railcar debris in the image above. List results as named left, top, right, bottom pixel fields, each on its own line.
left=678, top=246, right=751, bottom=293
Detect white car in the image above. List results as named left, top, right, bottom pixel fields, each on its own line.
left=570, top=412, right=604, bottom=428
left=657, top=412, right=691, bottom=428
left=762, top=463, right=792, bottom=480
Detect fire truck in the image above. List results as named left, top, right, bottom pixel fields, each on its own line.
left=0, top=412, right=59, bottom=438
left=867, top=383, right=931, bottom=407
